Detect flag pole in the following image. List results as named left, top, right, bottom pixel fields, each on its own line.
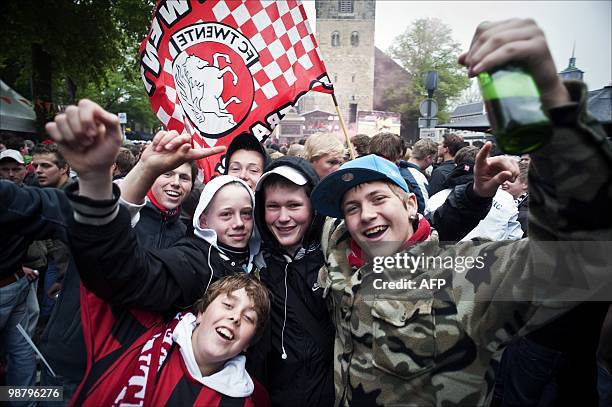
left=331, top=93, right=356, bottom=160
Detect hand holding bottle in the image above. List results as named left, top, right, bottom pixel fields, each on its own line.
left=458, top=19, right=570, bottom=110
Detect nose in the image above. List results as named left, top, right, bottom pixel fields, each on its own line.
left=238, top=168, right=249, bottom=181
left=228, top=312, right=241, bottom=325
left=360, top=202, right=376, bottom=222
left=232, top=213, right=245, bottom=229
left=169, top=174, right=181, bottom=186
left=278, top=207, right=290, bottom=222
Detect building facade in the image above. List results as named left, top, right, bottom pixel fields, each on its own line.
left=301, top=0, right=376, bottom=125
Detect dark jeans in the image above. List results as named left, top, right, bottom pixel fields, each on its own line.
left=492, top=337, right=565, bottom=407
left=39, top=365, right=80, bottom=406
left=599, top=363, right=612, bottom=407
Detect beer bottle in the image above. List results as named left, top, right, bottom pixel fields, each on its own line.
left=478, top=65, right=552, bottom=154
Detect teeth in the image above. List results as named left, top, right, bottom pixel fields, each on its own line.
left=165, top=190, right=180, bottom=197
left=216, top=327, right=234, bottom=340
left=365, top=226, right=387, bottom=236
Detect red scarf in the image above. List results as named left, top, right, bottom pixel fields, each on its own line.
left=146, top=190, right=179, bottom=221
left=348, top=215, right=432, bottom=269
left=111, top=315, right=180, bottom=406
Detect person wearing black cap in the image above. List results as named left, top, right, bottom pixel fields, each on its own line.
left=221, top=133, right=270, bottom=191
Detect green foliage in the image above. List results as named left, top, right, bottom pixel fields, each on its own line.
left=0, top=0, right=156, bottom=131
left=385, top=18, right=470, bottom=138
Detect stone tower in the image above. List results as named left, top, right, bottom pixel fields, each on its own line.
left=303, top=0, right=376, bottom=127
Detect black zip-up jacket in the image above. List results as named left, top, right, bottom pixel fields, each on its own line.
left=428, top=159, right=456, bottom=195
left=248, top=156, right=335, bottom=407
left=134, top=201, right=186, bottom=249
left=0, top=182, right=86, bottom=381
left=64, top=182, right=247, bottom=312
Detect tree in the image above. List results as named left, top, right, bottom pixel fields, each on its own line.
left=385, top=18, right=470, bottom=140
left=0, top=0, right=155, bottom=133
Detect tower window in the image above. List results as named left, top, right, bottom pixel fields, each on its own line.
left=331, top=31, right=340, bottom=47
left=339, top=0, right=354, bottom=14
left=351, top=31, right=359, bottom=47
left=351, top=74, right=355, bottom=83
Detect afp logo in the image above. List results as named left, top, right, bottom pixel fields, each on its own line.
left=170, top=22, right=259, bottom=138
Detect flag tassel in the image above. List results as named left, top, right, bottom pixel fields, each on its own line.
left=331, top=93, right=356, bottom=160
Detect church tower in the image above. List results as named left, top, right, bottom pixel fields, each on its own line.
left=304, top=0, right=376, bottom=127
left=559, top=44, right=585, bottom=81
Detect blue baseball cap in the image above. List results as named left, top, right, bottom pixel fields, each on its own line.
left=311, top=154, right=409, bottom=219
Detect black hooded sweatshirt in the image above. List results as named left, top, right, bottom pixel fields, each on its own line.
left=247, top=156, right=335, bottom=407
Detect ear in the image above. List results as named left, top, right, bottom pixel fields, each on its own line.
left=195, top=312, right=204, bottom=326
left=404, top=192, right=418, bottom=214
left=199, top=212, right=208, bottom=228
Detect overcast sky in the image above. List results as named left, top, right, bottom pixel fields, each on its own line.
left=303, top=1, right=612, bottom=91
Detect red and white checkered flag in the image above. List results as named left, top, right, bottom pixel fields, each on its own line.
left=139, top=0, right=332, bottom=181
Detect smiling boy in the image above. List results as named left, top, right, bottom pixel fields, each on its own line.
left=73, top=274, right=271, bottom=406
left=310, top=19, right=612, bottom=406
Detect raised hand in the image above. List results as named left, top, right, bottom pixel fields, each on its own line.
left=138, top=130, right=226, bottom=177
left=45, top=99, right=122, bottom=178
left=458, top=19, right=570, bottom=109
left=473, top=142, right=520, bottom=198
left=119, top=131, right=225, bottom=205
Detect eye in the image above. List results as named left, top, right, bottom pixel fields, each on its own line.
left=220, top=211, right=231, bottom=218
left=344, top=205, right=358, bottom=215
left=373, top=195, right=387, bottom=204
left=180, top=175, right=191, bottom=182
left=243, top=314, right=254, bottom=323
left=289, top=202, right=302, bottom=209
left=223, top=302, right=232, bottom=309
left=250, top=168, right=262, bottom=174
left=266, top=203, right=279, bottom=210
left=162, top=172, right=173, bottom=177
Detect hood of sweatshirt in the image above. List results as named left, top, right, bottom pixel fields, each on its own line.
left=172, top=313, right=254, bottom=398
left=192, top=175, right=260, bottom=272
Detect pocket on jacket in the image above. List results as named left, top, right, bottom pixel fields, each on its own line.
left=371, top=298, right=435, bottom=379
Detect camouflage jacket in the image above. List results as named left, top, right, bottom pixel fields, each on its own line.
left=319, top=82, right=612, bottom=407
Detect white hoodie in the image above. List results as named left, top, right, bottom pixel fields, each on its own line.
left=192, top=175, right=261, bottom=273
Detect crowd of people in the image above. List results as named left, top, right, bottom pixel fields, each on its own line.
left=1, top=19, right=611, bottom=407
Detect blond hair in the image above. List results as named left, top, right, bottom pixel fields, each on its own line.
left=304, top=133, right=345, bottom=162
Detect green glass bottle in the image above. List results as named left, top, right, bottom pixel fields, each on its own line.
left=478, top=65, right=552, bottom=154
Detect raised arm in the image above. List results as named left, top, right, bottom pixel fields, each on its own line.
left=452, top=19, right=611, bottom=343
left=45, top=99, right=225, bottom=310
left=431, top=142, right=519, bottom=241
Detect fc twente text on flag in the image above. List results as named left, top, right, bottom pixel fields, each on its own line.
left=139, top=0, right=333, bottom=181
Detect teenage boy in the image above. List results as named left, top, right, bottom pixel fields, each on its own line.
left=72, top=274, right=270, bottom=406
left=248, top=156, right=335, bottom=407
left=223, top=133, right=270, bottom=191
left=309, top=19, right=611, bottom=406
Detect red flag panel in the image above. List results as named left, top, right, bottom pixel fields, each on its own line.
left=139, top=0, right=333, bottom=181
